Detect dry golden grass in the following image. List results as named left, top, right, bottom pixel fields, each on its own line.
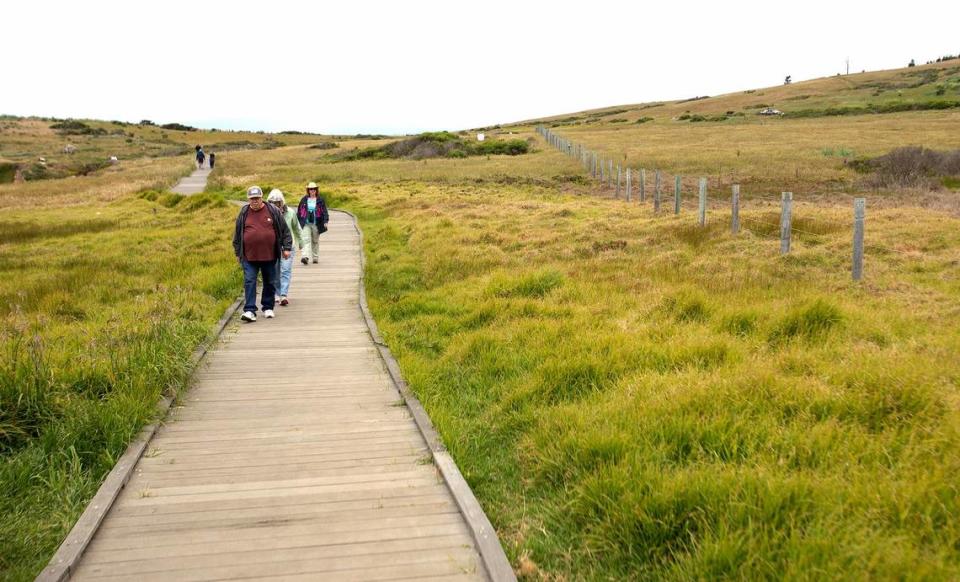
left=523, top=61, right=960, bottom=197
left=0, top=156, right=192, bottom=209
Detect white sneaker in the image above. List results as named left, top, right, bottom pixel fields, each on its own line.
left=263, top=309, right=275, bottom=319
left=240, top=311, right=256, bottom=322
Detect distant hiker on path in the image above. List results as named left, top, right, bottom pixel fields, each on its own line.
left=196, top=147, right=205, bottom=169
left=208, top=151, right=216, bottom=169
left=268, top=189, right=302, bottom=306
left=297, top=182, right=329, bottom=265
left=233, top=186, right=293, bottom=322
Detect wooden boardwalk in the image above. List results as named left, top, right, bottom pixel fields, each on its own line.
left=170, top=166, right=212, bottom=195
left=68, top=211, right=493, bottom=581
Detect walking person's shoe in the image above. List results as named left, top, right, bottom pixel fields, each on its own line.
left=280, top=296, right=289, bottom=306
left=312, top=258, right=318, bottom=264
left=300, top=257, right=309, bottom=265
left=264, top=309, right=275, bottom=319
left=240, top=311, right=257, bottom=322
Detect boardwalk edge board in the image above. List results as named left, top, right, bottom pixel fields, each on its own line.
left=36, top=296, right=244, bottom=582
left=338, top=209, right=518, bottom=582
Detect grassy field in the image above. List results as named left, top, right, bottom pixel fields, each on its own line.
left=517, top=60, right=960, bottom=197
left=0, top=115, right=381, bottom=184
left=3, top=59, right=960, bottom=580
left=212, top=139, right=960, bottom=579
left=0, top=161, right=241, bottom=579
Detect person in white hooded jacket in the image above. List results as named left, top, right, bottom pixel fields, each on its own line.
left=267, top=189, right=302, bottom=306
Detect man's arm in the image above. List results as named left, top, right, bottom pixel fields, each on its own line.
left=232, top=210, right=243, bottom=259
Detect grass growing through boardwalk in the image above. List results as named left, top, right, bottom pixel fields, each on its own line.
left=0, top=186, right=239, bottom=580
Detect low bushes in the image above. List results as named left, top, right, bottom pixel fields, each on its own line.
left=0, top=162, right=16, bottom=184
left=49, top=120, right=106, bottom=136
left=785, top=100, right=960, bottom=118
left=336, top=132, right=529, bottom=161
left=851, top=146, right=960, bottom=188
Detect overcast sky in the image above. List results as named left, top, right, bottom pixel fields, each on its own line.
left=3, top=1, right=958, bottom=135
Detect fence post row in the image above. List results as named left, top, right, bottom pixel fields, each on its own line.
left=780, top=192, right=793, bottom=254
left=539, top=127, right=870, bottom=280
left=698, top=178, right=707, bottom=226
left=852, top=198, right=865, bottom=281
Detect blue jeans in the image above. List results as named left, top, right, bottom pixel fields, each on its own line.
left=278, top=256, right=293, bottom=297
left=241, top=259, right=277, bottom=313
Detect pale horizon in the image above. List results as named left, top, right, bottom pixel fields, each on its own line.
left=3, top=0, right=958, bottom=135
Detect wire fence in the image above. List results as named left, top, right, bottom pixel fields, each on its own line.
left=535, top=125, right=924, bottom=281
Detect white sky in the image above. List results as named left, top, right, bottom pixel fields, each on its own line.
left=3, top=1, right=958, bottom=135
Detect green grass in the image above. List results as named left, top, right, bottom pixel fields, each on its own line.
left=311, top=178, right=960, bottom=580
left=4, top=58, right=960, bottom=580
left=0, top=192, right=239, bottom=580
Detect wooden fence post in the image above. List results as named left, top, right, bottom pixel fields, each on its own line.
left=698, top=178, right=707, bottom=226
left=731, top=184, right=740, bottom=234
left=852, top=198, right=865, bottom=280
left=639, top=169, right=646, bottom=202
left=608, top=160, right=613, bottom=188
left=617, top=164, right=623, bottom=199
left=654, top=170, right=662, bottom=212
left=674, top=175, right=681, bottom=214
left=626, top=168, right=632, bottom=202
left=780, top=192, right=793, bottom=254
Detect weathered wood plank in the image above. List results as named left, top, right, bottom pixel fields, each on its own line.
left=65, top=211, right=503, bottom=581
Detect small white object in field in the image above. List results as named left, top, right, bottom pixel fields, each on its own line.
left=477, top=133, right=485, bottom=142
left=63, top=144, right=76, bottom=154
left=110, top=156, right=118, bottom=163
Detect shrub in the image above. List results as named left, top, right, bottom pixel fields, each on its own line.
left=635, top=117, right=653, bottom=124
left=309, top=142, right=339, bottom=150
left=49, top=120, right=106, bottom=136
left=0, top=162, right=16, bottom=184
left=785, top=100, right=960, bottom=118
left=336, top=132, right=528, bottom=161
left=474, top=139, right=529, bottom=156
left=159, top=122, right=197, bottom=132
left=859, top=146, right=960, bottom=187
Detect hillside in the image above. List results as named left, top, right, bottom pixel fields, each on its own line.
left=511, top=60, right=960, bottom=198
left=0, top=116, right=366, bottom=184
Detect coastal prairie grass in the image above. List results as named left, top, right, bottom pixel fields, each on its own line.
left=0, top=190, right=239, bottom=580
left=206, top=130, right=960, bottom=579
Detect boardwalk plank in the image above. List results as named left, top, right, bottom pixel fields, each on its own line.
left=69, top=212, right=492, bottom=581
